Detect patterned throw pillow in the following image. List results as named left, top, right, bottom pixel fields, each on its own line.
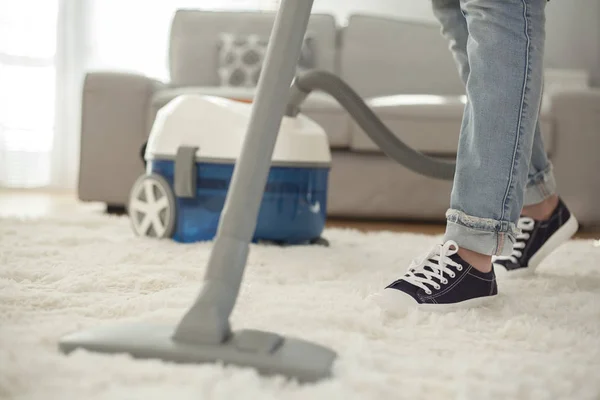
left=217, top=33, right=315, bottom=87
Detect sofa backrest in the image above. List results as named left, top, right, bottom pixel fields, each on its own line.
left=340, top=14, right=464, bottom=98
left=169, top=10, right=338, bottom=87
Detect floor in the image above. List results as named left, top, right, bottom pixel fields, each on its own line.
left=0, top=188, right=598, bottom=239
left=5, top=195, right=599, bottom=399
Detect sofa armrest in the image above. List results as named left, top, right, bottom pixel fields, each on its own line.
left=550, top=88, right=600, bottom=227
left=78, top=71, right=164, bottom=206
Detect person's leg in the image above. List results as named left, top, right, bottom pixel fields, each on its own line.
left=432, top=0, right=558, bottom=273
left=492, top=114, right=579, bottom=275
left=432, top=0, right=577, bottom=278
left=521, top=127, right=558, bottom=218
left=432, top=0, right=493, bottom=272
left=378, top=0, right=547, bottom=310
left=431, top=0, right=470, bottom=84
left=444, top=0, right=547, bottom=258
left=433, top=0, right=558, bottom=224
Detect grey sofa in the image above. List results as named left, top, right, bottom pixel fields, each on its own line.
left=78, top=10, right=600, bottom=227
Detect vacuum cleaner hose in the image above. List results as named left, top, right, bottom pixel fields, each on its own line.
left=286, top=70, right=456, bottom=181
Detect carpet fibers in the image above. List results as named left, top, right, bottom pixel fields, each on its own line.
left=1, top=209, right=599, bottom=400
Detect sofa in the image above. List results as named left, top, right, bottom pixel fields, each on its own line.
left=78, top=10, right=600, bottom=228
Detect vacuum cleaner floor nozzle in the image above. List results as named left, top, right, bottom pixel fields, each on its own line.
left=59, top=323, right=336, bottom=383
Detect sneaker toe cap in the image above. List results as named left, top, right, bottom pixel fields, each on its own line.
left=375, top=288, right=420, bottom=316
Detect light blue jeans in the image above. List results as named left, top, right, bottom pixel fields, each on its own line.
left=432, top=0, right=557, bottom=256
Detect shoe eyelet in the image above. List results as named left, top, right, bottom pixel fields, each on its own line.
left=449, top=273, right=456, bottom=278
left=425, top=290, right=432, bottom=295
left=434, top=284, right=440, bottom=290
left=457, top=266, right=463, bottom=271
left=442, top=279, right=448, bottom=284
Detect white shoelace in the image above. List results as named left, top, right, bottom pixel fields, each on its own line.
left=494, top=217, right=535, bottom=264
left=401, top=240, right=463, bottom=295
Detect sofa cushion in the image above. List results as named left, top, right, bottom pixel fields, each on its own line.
left=217, top=33, right=316, bottom=87
left=349, top=95, right=554, bottom=156
left=169, top=10, right=338, bottom=87
left=298, top=94, right=351, bottom=149
left=340, top=14, right=465, bottom=98
left=149, top=87, right=351, bottom=149
left=327, top=151, right=454, bottom=219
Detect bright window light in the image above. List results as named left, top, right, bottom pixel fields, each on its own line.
left=0, top=0, right=277, bottom=187
left=0, top=0, right=58, bottom=58
left=0, top=0, right=58, bottom=155
left=0, top=64, right=56, bottom=129
left=87, top=0, right=279, bottom=80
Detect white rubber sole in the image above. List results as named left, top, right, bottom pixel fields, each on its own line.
left=374, top=288, right=497, bottom=315
left=494, top=214, right=579, bottom=276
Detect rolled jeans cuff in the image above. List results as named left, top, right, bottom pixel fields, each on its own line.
left=444, top=209, right=520, bottom=257
left=524, top=163, right=557, bottom=206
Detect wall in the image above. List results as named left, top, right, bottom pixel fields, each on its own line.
left=313, top=0, right=600, bottom=86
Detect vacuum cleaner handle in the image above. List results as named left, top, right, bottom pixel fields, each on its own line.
left=171, top=0, right=317, bottom=345
left=287, top=70, right=456, bottom=181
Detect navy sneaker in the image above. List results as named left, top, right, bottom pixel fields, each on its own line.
left=377, top=241, right=498, bottom=313
left=493, top=198, right=578, bottom=276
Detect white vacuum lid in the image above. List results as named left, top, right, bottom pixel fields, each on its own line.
left=145, top=94, right=331, bottom=167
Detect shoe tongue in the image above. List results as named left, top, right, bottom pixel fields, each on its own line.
left=413, top=258, right=442, bottom=279
left=412, top=250, right=465, bottom=279
left=449, top=253, right=470, bottom=269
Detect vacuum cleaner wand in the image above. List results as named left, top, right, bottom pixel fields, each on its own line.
left=287, top=70, right=456, bottom=181
left=59, top=0, right=337, bottom=383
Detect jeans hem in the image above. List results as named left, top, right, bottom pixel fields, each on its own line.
left=524, top=163, right=557, bottom=206
left=444, top=209, right=519, bottom=256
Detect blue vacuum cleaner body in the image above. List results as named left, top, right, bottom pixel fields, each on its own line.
left=150, top=160, right=328, bottom=244
left=128, top=95, right=331, bottom=244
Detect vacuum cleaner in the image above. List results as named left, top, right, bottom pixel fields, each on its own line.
left=58, top=0, right=456, bottom=384
left=128, top=94, right=331, bottom=245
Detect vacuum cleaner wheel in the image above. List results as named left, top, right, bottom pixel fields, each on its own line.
left=128, top=174, right=176, bottom=239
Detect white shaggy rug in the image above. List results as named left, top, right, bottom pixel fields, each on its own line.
left=1, top=207, right=600, bottom=400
